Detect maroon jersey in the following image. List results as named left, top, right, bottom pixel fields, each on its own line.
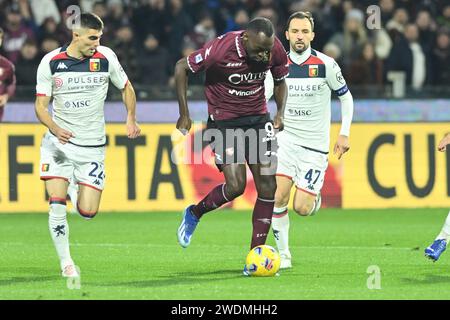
left=0, top=54, right=16, bottom=102
left=187, top=30, right=289, bottom=121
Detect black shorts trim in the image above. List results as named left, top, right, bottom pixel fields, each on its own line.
left=49, top=131, right=106, bottom=148
left=299, top=145, right=329, bottom=155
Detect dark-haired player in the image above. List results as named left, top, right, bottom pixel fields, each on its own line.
left=266, top=12, right=353, bottom=269
left=35, top=13, right=140, bottom=277
left=175, top=17, right=289, bottom=269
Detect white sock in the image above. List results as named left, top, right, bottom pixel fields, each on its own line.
left=272, top=206, right=291, bottom=258
left=436, top=210, right=450, bottom=242
left=309, top=193, right=322, bottom=216
left=48, top=201, right=73, bottom=269
left=67, top=182, right=79, bottom=215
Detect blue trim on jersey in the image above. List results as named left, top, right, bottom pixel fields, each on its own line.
left=335, top=84, right=349, bottom=96
left=287, top=64, right=325, bottom=78
left=311, top=49, right=317, bottom=56
left=50, top=57, right=109, bottom=74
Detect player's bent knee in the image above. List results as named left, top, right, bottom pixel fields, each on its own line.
left=294, top=203, right=313, bottom=217
left=225, top=181, right=246, bottom=199
left=77, top=204, right=98, bottom=220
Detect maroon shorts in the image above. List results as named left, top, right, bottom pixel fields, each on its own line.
left=205, top=113, right=277, bottom=171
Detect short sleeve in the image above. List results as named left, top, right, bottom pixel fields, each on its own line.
left=36, top=57, right=53, bottom=96
left=108, top=51, right=128, bottom=90
left=186, top=37, right=221, bottom=73
left=326, top=59, right=349, bottom=96
left=264, top=70, right=274, bottom=101
left=270, top=38, right=289, bottom=82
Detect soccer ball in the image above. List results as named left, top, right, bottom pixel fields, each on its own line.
left=245, top=245, right=281, bottom=277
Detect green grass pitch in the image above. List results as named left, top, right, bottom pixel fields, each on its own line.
left=0, top=208, right=449, bottom=300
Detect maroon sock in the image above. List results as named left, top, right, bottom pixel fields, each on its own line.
left=192, top=184, right=231, bottom=219
left=251, top=197, right=275, bottom=249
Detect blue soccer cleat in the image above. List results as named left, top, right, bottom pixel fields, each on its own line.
left=177, top=205, right=199, bottom=248
left=424, top=239, right=447, bottom=262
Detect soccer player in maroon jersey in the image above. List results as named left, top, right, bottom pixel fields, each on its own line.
left=175, top=17, right=289, bottom=267
left=0, top=28, right=17, bottom=122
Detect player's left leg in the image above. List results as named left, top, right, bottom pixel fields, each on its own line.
left=76, top=185, right=102, bottom=219
left=248, top=162, right=277, bottom=249
left=72, top=148, right=106, bottom=220
left=292, top=188, right=321, bottom=216
left=425, top=210, right=450, bottom=262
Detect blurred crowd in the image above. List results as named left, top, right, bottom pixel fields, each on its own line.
left=0, top=0, right=449, bottom=91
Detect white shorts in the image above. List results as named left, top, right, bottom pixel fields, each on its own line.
left=276, top=132, right=328, bottom=196
left=40, top=132, right=106, bottom=191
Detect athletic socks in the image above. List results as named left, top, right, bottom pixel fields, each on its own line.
left=48, top=198, right=73, bottom=269
left=272, top=206, right=290, bottom=255
left=436, top=210, right=450, bottom=242
left=250, top=197, right=275, bottom=249
left=191, top=184, right=231, bottom=219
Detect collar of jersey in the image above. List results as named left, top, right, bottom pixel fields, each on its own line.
left=59, top=44, right=97, bottom=61
left=289, top=46, right=311, bottom=65
left=235, top=31, right=247, bottom=59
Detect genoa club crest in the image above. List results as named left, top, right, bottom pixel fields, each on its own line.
left=89, top=58, right=100, bottom=72
left=308, top=65, right=318, bottom=77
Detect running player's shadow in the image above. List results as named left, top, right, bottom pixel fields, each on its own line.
left=0, top=276, right=58, bottom=286
left=96, top=269, right=241, bottom=288
left=400, top=274, right=450, bottom=285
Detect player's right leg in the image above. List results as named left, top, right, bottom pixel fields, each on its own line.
left=40, top=132, right=78, bottom=277
left=44, top=179, right=79, bottom=277
left=425, top=210, right=450, bottom=261
left=178, top=163, right=247, bottom=248
left=273, top=175, right=293, bottom=269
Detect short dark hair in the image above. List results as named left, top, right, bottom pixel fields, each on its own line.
left=247, top=17, right=274, bottom=37
left=79, top=13, right=104, bottom=30
left=286, top=11, right=314, bottom=31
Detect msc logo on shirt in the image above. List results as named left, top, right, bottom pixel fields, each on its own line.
left=288, top=108, right=312, bottom=116
left=89, top=59, right=100, bottom=72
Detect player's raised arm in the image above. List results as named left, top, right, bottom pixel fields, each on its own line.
left=273, top=78, right=287, bottom=131
left=174, top=57, right=192, bottom=135
left=121, top=81, right=141, bottom=139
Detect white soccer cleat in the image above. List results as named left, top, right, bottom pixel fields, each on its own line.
left=61, top=264, right=79, bottom=278
left=67, top=182, right=79, bottom=214
left=279, top=251, right=292, bottom=269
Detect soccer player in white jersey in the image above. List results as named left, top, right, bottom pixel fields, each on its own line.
left=424, top=132, right=450, bottom=262
left=265, top=11, right=354, bottom=269
left=35, top=13, right=141, bottom=277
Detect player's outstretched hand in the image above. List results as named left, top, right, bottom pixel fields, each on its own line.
left=438, top=133, right=450, bottom=152
left=273, top=114, right=284, bottom=132
left=53, top=127, right=74, bottom=145
left=176, top=116, right=192, bottom=135
left=334, top=135, right=350, bottom=160
left=127, top=120, right=141, bottom=139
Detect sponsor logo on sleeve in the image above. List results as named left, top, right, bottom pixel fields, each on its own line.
left=195, top=54, right=203, bottom=64
left=336, top=71, right=345, bottom=84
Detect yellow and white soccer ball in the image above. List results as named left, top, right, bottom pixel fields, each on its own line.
left=245, top=245, right=281, bottom=277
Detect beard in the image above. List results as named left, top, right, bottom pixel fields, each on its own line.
left=293, top=42, right=309, bottom=54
